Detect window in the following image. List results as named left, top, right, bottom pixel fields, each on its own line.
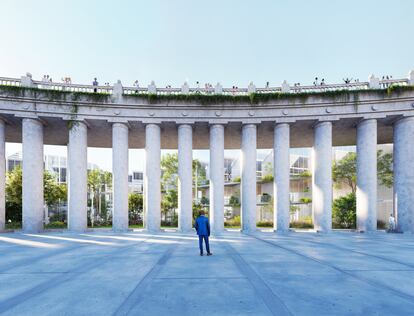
left=133, top=172, right=143, bottom=180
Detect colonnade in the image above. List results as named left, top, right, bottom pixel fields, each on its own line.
left=0, top=117, right=413, bottom=234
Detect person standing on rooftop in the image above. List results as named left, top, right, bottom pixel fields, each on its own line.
left=93, top=78, right=98, bottom=93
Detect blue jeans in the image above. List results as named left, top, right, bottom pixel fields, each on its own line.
left=198, top=235, right=210, bottom=254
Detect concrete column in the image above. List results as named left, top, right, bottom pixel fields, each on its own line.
left=112, top=123, right=129, bottom=231
left=274, top=123, right=290, bottom=232
left=22, top=118, right=44, bottom=232
left=356, top=119, right=377, bottom=232
left=209, top=124, right=224, bottom=233
left=144, top=124, right=161, bottom=232
left=68, top=121, right=88, bottom=231
left=241, top=124, right=257, bottom=232
left=312, top=121, right=332, bottom=232
left=393, top=117, right=414, bottom=233
left=0, top=120, right=5, bottom=231
left=178, top=124, right=193, bottom=232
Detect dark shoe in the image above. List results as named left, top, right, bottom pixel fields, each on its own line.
left=200, top=253, right=203, bottom=256
left=207, top=253, right=213, bottom=256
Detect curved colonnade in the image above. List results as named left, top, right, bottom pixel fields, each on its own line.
left=0, top=74, right=413, bottom=233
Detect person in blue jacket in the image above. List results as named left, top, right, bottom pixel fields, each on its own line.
left=194, top=210, right=212, bottom=256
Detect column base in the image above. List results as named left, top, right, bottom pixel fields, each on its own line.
left=112, top=228, right=134, bottom=233
left=315, top=229, right=331, bottom=234
left=178, top=228, right=194, bottom=234
left=143, top=228, right=162, bottom=234
left=67, top=228, right=90, bottom=233
left=356, top=229, right=380, bottom=234
left=241, top=228, right=257, bottom=234
left=274, top=229, right=292, bottom=234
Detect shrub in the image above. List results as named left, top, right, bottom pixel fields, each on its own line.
left=257, top=220, right=273, bottom=227
left=260, top=193, right=272, bottom=203
left=224, top=216, right=241, bottom=227
left=261, top=175, right=274, bottom=183
left=377, top=220, right=387, bottom=230
left=232, top=176, right=241, bottom=183
left=161, top=220, right=178, bottom=227
left=332, top=193, right=356, bottom=229
left=45, top=221, right=67, bottom=229
left=290, top=216, right=313, bottom=228
left=49, top=213, right=66, bottom=222
left=229, top=195, right=240, bottom=207
left=299, top=197, right=312, bottom=204
left=5, top=221, right=22, bottom=230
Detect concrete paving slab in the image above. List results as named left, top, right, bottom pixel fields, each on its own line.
left=0, top=230, right=413, bottom=315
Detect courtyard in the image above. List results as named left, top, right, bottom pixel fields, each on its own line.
left=0, top=230, right=413, bottom=315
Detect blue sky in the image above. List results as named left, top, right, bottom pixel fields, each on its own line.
left=0, top=0, right=411, bottom=170
left=1, top=0, right=412, bottom=87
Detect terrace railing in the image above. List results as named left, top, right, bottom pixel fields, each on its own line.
left=0, top=71, right=412, bottom=97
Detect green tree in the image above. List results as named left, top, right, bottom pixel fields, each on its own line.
left=87, top=169, right=112, bottom=218
left=333, top=150, right=393, bottom=193
left=44, top=171, right=67, bottom=206
left=161, top=189, right=178, bottom=226
left=160, top=153, right=207, bottom=225
left=200, top=196, right=209, bottom=206
left=5, top=166, right=67, bottom=222
left=229, top=195, right=240, bottom=207
left=5, top=166, right=23, bottom=222
left=332, top=152, right=357, bottom=193
left=161, top=153, right=179, bottom=189
left=128, top=192, right=143, bottom=225
left=192, top=201, right=207, bottom=219
left=332, top=192, right=356, bottom=228
left=161, top=153, right=207, bottom=189
left=377, top=149, right=393, bottom=188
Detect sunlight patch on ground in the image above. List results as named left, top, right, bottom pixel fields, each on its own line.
left=0, top=236, right=60, bottom=249
left=80, top=234, right=147, bottom=242
left=23, top=234, right=118, bottom=246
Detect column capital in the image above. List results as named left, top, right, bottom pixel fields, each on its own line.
left=394, top=116, right=414, bottom=126
left=209, top=123, right=225, bottom=127
left=65, top=118, right=89, bottom=129
left=313, top=120, right=333, bottom=129
left=21, top=117, right=46, bottom=126
left=356, top=118, right=377, bottom=127
left=0, top=116, right=10, bottom=125
left=274, top=122, right=290, bottom=128
left=242, top=123, right=257, bottom=129
left=112, top=121, right=130, bottom=130
left=145, top=122, right=160, bottom=128
left=177, top=123, right=194, bottom=129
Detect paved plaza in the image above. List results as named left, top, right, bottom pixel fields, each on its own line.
left=0, top=230, right=414, bottom=315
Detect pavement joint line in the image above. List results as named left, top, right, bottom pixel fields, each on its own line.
left=271, top=233, right=414, bottom=269
left=221, top=238, right=293, bottom=316
left=113, top=244, right=177, bottom=316
left=154, top=277, right=248, bottom=280
left=308, top=233, right=414, bottom=249
left=0, top=236, right=151, bottom=315
left=341, top=269, right=414, bottom=272
left=249, top=234, right=414, bottom=304
left=0, top=272, right=79, bottom=275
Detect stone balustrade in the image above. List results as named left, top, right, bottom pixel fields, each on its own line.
left=0, top=71, right=412, bottom=97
